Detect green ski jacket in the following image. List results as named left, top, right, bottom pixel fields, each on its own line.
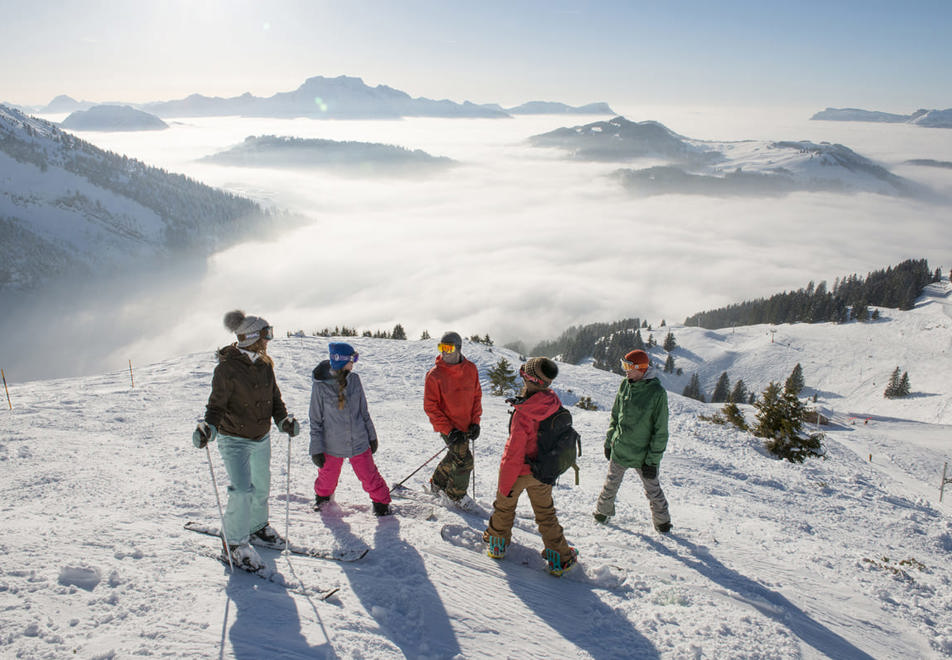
left=605, top=375, right=669, bottom=468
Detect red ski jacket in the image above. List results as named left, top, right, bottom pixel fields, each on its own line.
left=423, top=355, right=482, bottom=436
left=497, top=389, right=562, bottom=497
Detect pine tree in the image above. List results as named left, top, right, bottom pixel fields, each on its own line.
left=884, top=367, right=902, bottom=398
left=420, top=330, right=431, bottom=340
left=898, top=371, right=911, bottom=397
left=729, top=379, right=749, bottom=404
left=722, top=401, right=748, bottom=431
left=647, top=333, right=656, bottom=348
left=392, top=324, right=406, bottom=340
left=752, top=382, right=825, bottom=463
left=663, top=331, right=677, bottom=352
left=633, top=330, right=645, bottom=350
left=487, top=358, right=518, bottom=396
left=663, top=353, right=675, bottom=374
left=711, top=372, right=731, bottom=403
left=575, top=396, right=598, bottom=411
left=784, top=363, right=805, bottom=396
left=682, top=373, right=705, bottom=402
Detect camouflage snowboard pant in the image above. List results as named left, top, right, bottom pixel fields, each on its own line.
left=431, top=439, right=473, bottom=501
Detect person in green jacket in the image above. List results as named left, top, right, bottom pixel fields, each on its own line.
left=593, top=349, right=672, bottom=533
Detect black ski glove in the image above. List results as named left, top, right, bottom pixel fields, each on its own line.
left=279, top=415, right=300, bottom=437
left=641, top=463, right=658, bottom=479
left=370, top=438, right=378, bottom=454
left=467, top=423, right=480, bottom=441
left=445, top=429, right=465, bottom=446
left=311, top=453, right=326, bottom=468
left=604, top=445, right=611, bottom=461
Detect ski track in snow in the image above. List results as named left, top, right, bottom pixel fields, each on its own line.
left=2, top=291, right=952, bottom=658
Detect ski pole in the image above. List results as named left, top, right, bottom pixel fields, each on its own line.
left=390, top=445, right=448, bottom=492
left=471, top=438, right=476, bottom=500
left=285, top=435, right=292, bottom=556
left=205, top=444, right=234, bottom=571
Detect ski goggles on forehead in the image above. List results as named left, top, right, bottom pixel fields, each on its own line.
left=238, top=325, right=273, bottom=342
left=330, top=352, right=358, bottom=364
left=437, top=343, right=457, bottom=353
left=620, top=358, right=647, bottom=371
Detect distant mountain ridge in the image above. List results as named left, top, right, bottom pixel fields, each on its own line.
left=0, top=104, right=271, bottom=293
left=531, top=116, right=924, bottom=198
left=61, top=105, right=168, bottom=132
left=811, top=107, right=952, bottom=128
left=23, top=75, right=615, bottom=120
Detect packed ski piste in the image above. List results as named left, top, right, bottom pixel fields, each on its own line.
left=3, top=288, right=952, bottom=658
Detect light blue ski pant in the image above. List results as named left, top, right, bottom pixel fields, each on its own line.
left=217, top=433, right=271, bottom=545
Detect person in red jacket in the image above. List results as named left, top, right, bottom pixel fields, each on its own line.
left=483, top=357, right=577, bottom=576
left=423, top=331, right=482, bottom=505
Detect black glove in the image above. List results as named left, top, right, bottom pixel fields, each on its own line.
left=279, top=415, right=300, bottom=437
left=467, top=423, right=480, bottom=441
left=641, top=463, right=658, bottom=479
left=446, top=429, right=466, bottom=446
left=370, top=438, right=378, bottom=454
left=604, top=445, right=611, bottom=461
left=311, top=453, right=326, bottom=468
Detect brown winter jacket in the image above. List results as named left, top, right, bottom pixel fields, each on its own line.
left=203, top=344, right=288, bottom=441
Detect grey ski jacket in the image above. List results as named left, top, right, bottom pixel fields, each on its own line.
left=308, top=360, right=377, bottom=458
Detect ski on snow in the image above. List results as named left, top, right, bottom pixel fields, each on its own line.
left=184, top=521, right=369, bottom=562
left=195, top=546, right=340, bottom=600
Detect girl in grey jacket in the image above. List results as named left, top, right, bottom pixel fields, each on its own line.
left=309, top=342, right=391, bottom=516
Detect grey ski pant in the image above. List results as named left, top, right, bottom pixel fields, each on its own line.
left=594, top=459, right=670, bottom=526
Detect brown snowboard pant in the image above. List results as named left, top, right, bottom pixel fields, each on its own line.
left=486, top=473, right=572, bottom=561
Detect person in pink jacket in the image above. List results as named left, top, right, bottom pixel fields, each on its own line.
left=483, top=357, right=577, bottom=575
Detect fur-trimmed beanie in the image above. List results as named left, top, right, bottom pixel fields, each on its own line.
left=224, top=310, right=271, bottom=348
left=521, top=357, right=558, bottom=388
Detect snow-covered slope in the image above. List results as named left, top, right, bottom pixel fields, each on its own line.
left=653, top=280, right=952, bottom=426
left=2, top=298, right=951, bottom=657
left=0, top=105, right=267, bottom=293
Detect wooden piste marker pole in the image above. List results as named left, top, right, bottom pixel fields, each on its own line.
left=941, top=462, right=950, bottom=502
left=1, top=369, right=10, bottom=410
left=129, top=360, right=134, bottom=388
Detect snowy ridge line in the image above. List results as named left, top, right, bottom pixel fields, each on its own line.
left=194, top=546, right=340, bottom=600
left=439, top=523, right=630, bottom=593
left=184, top=521, right=369, bottom=561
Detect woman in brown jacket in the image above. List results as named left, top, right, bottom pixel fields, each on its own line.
left=193, top=310, right=299, bottom=570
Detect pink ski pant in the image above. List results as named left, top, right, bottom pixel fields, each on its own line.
left=314, top=449, right=391, bottom=504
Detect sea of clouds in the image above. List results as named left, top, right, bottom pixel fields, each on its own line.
left=12, top=106, right=952, bottom=380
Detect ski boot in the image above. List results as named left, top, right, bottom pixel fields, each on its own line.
left=313, top=494, right=332, bottom=511
left=373, top=501, right=392, bottom=517
left=252, top=523, right=286, bottom=549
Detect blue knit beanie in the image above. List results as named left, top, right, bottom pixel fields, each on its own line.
left=328, top=342, right=356, bottom=370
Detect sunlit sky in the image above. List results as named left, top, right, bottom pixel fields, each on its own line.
left=2, top=0, right=950, bottom=110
